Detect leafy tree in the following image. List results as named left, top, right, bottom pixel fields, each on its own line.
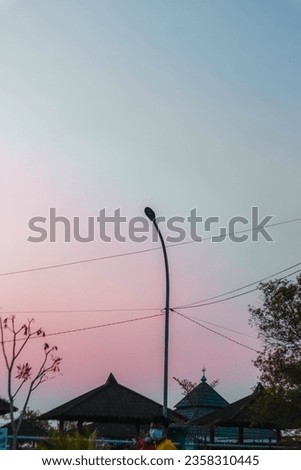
left=0, top=315, right=62, bottom=449
left=249, top=274, right=301, bottom=430
left=21, top=407, right=53, bottom=433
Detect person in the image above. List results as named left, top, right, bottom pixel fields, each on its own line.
left=137, top=433, right=156, bottom=450
left=149, top=415, right=177, bottom=450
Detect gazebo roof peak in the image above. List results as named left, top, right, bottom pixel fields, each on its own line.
left=201, top=366, right=207, bottom=383
left=254, top=382, right=264, bottom=394
left=105, top=373, right=118, bottom=385
left=39, top=374, right=182, bottom=425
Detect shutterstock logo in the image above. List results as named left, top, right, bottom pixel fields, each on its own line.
left=27, top=207, right=274, bottom=244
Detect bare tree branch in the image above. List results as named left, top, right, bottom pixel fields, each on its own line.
left=0, top=315, right=62, bottom=449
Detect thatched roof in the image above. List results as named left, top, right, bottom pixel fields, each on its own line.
left=40, top=373, right=182, bottom=425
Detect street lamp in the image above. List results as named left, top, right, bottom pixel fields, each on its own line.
left=144, top=207, right=170, bottom=417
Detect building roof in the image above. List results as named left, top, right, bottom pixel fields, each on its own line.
left=39, top=373, right=182, bottom=424
left=0, top=398, right=17, bottom=415
left=174, top=371, right=229, bottom=421
left=1, top=419, right=48, bottom=437
left=191, top=383, right=278, bottom=428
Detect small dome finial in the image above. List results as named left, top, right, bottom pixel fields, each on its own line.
left=201, top=366, right=207, bottom=383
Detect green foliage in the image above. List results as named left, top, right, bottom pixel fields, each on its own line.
left=37, top=430, right=97, bottom=450
left=281, top=431, right=301, bottom=449
left=249, top=274, right=301, bottom=429
left=250, top=387, right=300, bottom=429
left=21, top=407, right=53, bottom=433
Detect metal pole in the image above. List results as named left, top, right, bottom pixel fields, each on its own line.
left=144, top=208, right=170, bottom=418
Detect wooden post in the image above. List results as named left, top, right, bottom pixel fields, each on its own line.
left=209, top=426, right=215, bottom=444
left=237, top=426, right=244, bottom=444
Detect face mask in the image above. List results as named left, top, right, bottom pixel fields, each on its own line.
left=150, top=428, right=164, bottom=442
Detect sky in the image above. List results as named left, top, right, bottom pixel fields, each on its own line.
left=0, top=0, right=300, bottom=417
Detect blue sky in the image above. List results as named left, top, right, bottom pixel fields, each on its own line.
left=0, top=0, right=300, bottom=413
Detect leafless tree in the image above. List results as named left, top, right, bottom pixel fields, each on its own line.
left=0, top=315, right=62, bottom=449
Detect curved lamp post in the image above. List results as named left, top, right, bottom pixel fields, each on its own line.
left=144, top=207, right=170, bottom=417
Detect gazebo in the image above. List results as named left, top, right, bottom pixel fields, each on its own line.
left=39, top=373, right=182, bottom=436
left=174, top=368, right=229, bottom=420
left=191, top=383, right=280, bottom=446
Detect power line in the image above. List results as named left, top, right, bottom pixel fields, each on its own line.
left=0, top=246, right=159, bottom=278
left=0, top=308, right=254, bottom=337
left=172, top=309, right=259, bottom=353
left=3, top=313, right=164, bottom=343
left=1, top=307, right=160, bottom=315
left=2, top=263, right=301, bottom=316
left=3, top=308, right=258, bottom=362
left=3, top=308, right=257, bottom=351
left=178, top=261, right=301, bottom=307
left=176, top=266, right=301, bottom=310
left=0, top=216, right=300, bottom=278
left=181, top=315, right=255, bottom=338
left=45, top=313, right=164, bottom=338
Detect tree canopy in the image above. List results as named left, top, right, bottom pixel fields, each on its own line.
left=249, top=273, right=301, bottom=429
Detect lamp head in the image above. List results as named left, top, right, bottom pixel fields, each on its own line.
left=144, top=207, right=156, bottom=222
